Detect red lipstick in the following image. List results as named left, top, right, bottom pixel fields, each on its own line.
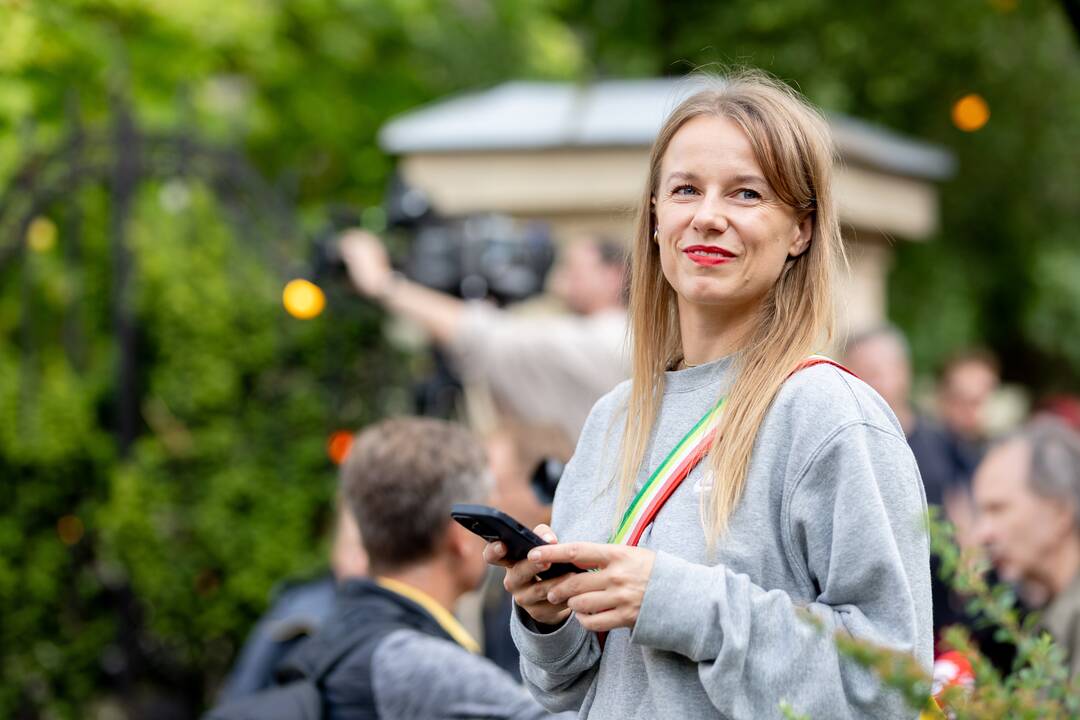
left=683, top=245, right=735, bottom=266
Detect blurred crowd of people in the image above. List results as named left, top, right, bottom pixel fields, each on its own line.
left=843, top=326, right=1080, bottom=678
left=207, top=226, right=1080, bottom=718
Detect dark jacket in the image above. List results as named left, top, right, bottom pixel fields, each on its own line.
left=218, top=573, right=338, bottom=703
left=275, top=578, right=454, bottom=720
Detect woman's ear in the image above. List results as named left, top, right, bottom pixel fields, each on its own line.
left=788, top=213, right=813, bottom=258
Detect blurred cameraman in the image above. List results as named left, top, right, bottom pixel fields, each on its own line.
left=339, top=229, right=629, bottom=444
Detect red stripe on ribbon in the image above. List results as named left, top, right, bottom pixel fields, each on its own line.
left=626, top=428, right=718, bottom=547
left=789, top=357, right=857, bottom=380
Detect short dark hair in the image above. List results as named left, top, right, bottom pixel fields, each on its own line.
left=939, top=347, right=1000, bottom=384
left=590, top=234, right=628, bottom=269
left=341, top=417, right=489, bottom=573
left=584, top=234, right=629, bottom=305
left=841, top=323, right=910, bottom=363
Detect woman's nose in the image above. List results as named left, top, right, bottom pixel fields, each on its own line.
left=691, top=193, right=730, bottom=235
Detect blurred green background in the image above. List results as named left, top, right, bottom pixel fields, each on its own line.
left=0, top=0, right=1077, bottom=717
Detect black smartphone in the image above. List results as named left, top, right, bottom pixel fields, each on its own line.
left=450, top=503, right=582, bottom=581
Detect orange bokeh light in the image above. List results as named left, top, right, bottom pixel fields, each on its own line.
left=58, top=515, right=84, bottom=545
left=282, top=279, right=326, bottom=319
left=952, top=94, right=990, bottom=132
left=328, top=430, right=354, bottom=465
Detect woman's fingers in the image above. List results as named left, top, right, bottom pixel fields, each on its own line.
left=506, top=564, right=572, bottom=626
left=573, top=606, right=626, bottom=633
left=482, top=540, right=511, bottom=567
left=544, top=567, right=608, bottom=605
left=538, top=545, right=656, bottom=631
left=528, top=540, right=610, bottom=570
left=482, top=524, right=571, bottom=626
left=504, top=553, right=554, bottom=591
left=484, top=534, right=654, bottom=631
left=499, top=526, right=565, bottom=589
left=513, top=574, right=566, bottom=606
left=532, top=523, right=557, bottom=543
left=565, top=589, right=621, bottom=617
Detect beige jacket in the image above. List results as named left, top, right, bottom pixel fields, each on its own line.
left=448, top=303, right=628, bottom=444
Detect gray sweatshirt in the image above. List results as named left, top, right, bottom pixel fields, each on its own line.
left=510, top=356, right=933, bottom=719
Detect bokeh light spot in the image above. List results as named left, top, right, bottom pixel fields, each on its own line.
left=952, top=94, right=990, bottom=132
left=328, top=430, right=354, bottom=465
left=58, top=515, right=84, bottom=545
left=27, top=217, right=58, bottom=253
left=282, top=279, right=326, bottom=319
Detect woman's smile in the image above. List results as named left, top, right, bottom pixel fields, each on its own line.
left=683, top=245, right=736, bottom=266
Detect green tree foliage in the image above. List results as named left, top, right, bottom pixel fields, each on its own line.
left=1, top=176, right=410, bottom=715
left=0, top=1, right=584, bottom=716
left=1, top=0, right=1078, bottom=717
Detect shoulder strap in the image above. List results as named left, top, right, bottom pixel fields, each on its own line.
left=617, top=355, right=853, bottom=548
left=792, top=354, right=857, bottom=379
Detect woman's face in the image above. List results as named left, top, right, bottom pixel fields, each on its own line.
left=653, top=115, right=811, bottom=318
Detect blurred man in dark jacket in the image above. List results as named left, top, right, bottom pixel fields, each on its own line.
left=278, top=418, right=567, bottom=719
left=216, top=502, right=368, bottom=703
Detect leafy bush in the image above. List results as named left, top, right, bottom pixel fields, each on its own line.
left=0, top=2, right=582, bottom=715
left=781, top=510, right=1080, bottom=719
left=0, top=180, right=411, bottom=716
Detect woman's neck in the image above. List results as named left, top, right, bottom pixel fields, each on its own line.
left=677, top=296, right=760, bottom=367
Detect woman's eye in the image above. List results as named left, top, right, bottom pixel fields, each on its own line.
left=672, top=184, right=697, bottom=196
left=736, top=188, right=762, bottom=201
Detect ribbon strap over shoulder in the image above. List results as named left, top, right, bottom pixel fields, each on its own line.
left=608, top=355, right=854, bottom=548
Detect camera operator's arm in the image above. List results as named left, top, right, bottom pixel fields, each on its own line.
left=339, top=229, right=465, bottom=345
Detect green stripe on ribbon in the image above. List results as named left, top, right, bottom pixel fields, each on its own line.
left=610, top=397, right=726, bottom=544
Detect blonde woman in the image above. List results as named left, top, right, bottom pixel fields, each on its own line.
left=484, top=73, right=932, bottom=719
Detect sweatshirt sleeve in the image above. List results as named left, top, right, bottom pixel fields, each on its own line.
left=509, top=604, right=602, bottom=712
left=506, top=387, right=622, bottom=713
left=630, top=421, right=933, bottom=719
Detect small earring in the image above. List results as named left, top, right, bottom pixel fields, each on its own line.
left=652, top=227, right=659, bottom=240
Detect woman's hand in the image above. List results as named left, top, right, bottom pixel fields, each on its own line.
left=483, top=524, right=573, bottom=628
left=528, top=542, right=656, bottom=633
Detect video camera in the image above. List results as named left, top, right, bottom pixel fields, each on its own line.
left=313, top=178, right=555, bottom=306
left=309, top=178, right=558, bottom=420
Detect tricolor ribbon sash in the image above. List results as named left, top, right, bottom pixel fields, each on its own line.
left=607, top=355, right=852, bottom=549
left=608, top=396, right=726, bottom=546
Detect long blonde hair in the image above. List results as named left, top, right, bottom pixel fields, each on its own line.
left=617, top=71, right=843, bottom=540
